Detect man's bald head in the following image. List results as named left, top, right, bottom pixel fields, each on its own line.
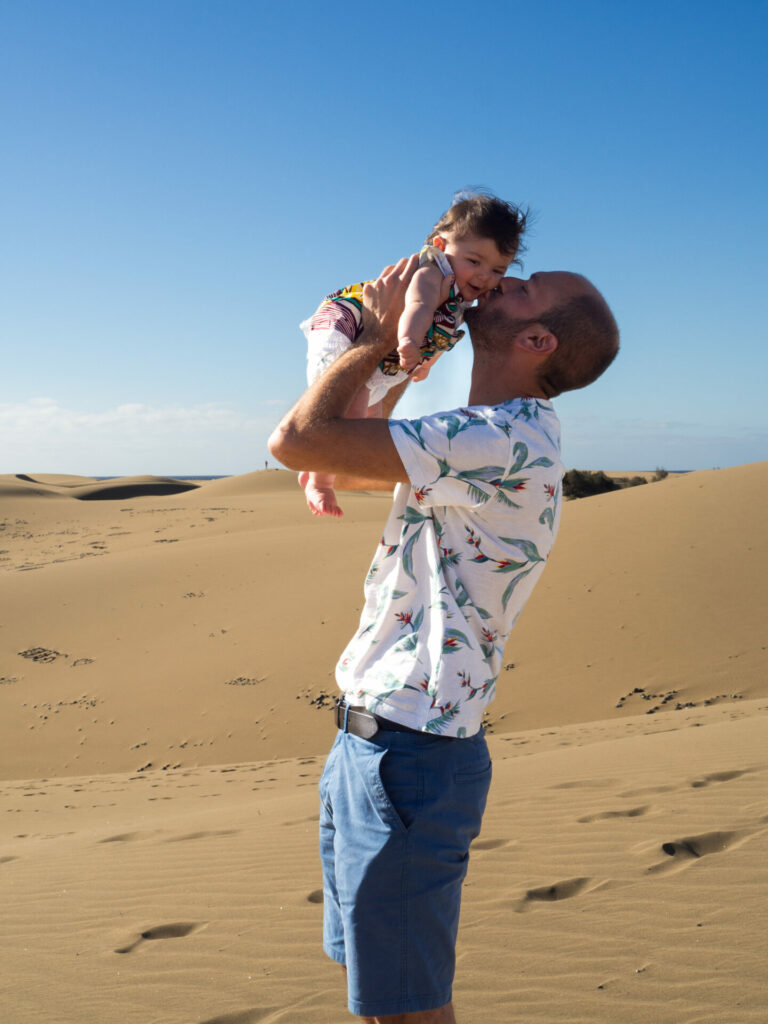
left=534, top=276, right=619, bottom=397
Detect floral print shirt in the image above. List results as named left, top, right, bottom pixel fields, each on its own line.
left=336, top=399, right=563, bottom=737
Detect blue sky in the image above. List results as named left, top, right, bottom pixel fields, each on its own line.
left=1, top=0, right=766, bottom=474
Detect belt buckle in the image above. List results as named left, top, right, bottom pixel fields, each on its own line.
left=335, top=698, right=379, bottom=739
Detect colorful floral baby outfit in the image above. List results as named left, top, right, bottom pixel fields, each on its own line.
left=302, top=245, right=471, bottom=406
left=336, top=398, right=563, bottom=736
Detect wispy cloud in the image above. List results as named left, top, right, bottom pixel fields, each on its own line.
left=0, top=398, right=289, bottom=475
left=560, top=412, right=768, bottom=470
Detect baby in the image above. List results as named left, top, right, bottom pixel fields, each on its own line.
left=300, top=192, right=527, bottom=516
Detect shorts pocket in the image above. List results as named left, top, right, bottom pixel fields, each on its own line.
left=454, top=761, right=492, bottom=786
left=378, top=748, right=423, bottom=833
left=318, top=734, right=341, bottom=811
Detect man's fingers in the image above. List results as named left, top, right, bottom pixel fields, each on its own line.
left=378, top=254, right=418, bottom=287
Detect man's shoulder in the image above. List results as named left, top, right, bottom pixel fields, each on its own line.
left=395, top=399, right=559, bottom=445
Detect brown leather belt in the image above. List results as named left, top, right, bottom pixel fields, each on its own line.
left=333, top=697, right=422, bottom=738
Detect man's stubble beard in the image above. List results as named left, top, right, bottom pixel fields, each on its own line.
left=464, top=304, right=535, bottom=352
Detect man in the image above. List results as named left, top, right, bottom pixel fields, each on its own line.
left=269, top=257, right=619, bottom=1023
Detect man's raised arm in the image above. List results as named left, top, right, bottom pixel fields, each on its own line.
left=268, top=257, right=418, bottom=485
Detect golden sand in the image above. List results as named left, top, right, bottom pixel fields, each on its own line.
left=1, top=464, right=766, bottom=1022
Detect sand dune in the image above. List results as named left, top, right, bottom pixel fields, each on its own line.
left=1, top=462, right=766, bottom=1022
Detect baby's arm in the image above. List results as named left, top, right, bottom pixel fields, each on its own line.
left=397, top=264, right=444, bottom=371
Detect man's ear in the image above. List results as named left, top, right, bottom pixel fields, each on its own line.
left=515, top=324, right=558, bottom=355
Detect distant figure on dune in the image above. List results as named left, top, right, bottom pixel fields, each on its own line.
left=299, top=192, right=526, bottom=518
left=269, top=251, right=619, bottom=1023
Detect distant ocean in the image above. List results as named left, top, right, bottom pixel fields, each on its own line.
left=93, top=471, right=694, bottom=481
left=94, top=475, right=229, bottom=481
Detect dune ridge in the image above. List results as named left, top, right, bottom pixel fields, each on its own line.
left=1, top=462, right=766, bottom=1022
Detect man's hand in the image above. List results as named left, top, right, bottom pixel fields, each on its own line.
left=267, top=259, right=416, bottom=485
left=358, top=255, right=419, bottom=356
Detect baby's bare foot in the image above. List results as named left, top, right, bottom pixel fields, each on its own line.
left=306, top=485, right=343, bottom=517
left=397, top=337, right=422, bottom=372
left=299, top=472, right=343, bottom=517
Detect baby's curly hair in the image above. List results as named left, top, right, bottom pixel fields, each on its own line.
left=428, top=190, right=528, bottom=264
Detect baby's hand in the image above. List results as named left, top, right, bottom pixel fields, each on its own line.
left=397, top=337, right=423, bottom=372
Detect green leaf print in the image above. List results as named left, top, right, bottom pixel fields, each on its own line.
left=539, top=507, right=555, bottom=531
left=425, top=702, right=462, bottom=733
left=492, top=558, right=528, bottom=573
left=399, top=506, right=432, bottom=525
left=442, top=628, right=473, bottom=652
left=397, top=420, right=425, bottom=449
left=370, top=683, right=424, bottom=707
left=501, top=564, right=537, bottom=611
left=498, top=538, right=544, bottom=563
left=439, top=414, right=463, bottom=444
left=509, top=442, right=529, bottom=474
left=495, top=489, right=523, bottom=510
left=465, top=482, right=492, bottom=505
left=436, top=412, right=488, bottom=445
left=454, top=578, right=472, bottom=608
left=524, top=456, right=554, bottom=469
left=401, top=523, right=425, bottom=583
left=456, top=465, right=507, bottom=483
left=394, top=633, right=419, bottom=654
left=498, top=476, right=528, bottom=494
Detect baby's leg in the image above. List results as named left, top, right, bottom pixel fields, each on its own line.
left=410, top=351, right=441, bottom=382
left=299, top=386, right=371, bottom=517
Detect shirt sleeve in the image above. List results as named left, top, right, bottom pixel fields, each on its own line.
left=389, top=409, right=510, bottom=509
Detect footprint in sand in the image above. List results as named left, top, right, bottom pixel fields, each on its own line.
left=645, top=827, right=761, bottom=875
left=99, top=831, right=153, bottom=844
left=689, top=769, right=750, bottom=788
left=164, top=829, right=238, bottom=842
left=618, top=784, right=675, bottom=798
left=578, top=805, right=649, bottom=823
left=198, top=1008, right=278, bottom=1024
left=514, top=876, right=603, bottom=912
left=549, top=778, right=616, bottom=790
left=115, top=921, right=206, bottom=954
left=473, top=837, right=515, bottom=851
left=283, top=814, right=320, bottom=827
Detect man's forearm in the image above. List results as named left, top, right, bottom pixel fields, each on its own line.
left=269, top=338, right=387, bottom=466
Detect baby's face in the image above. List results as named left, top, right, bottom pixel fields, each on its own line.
left=436, top=232, right=511, bottom=302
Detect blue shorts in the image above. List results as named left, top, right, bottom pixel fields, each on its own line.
left=319, top=726, right=492, bottom=1018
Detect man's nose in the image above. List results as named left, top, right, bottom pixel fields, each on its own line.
left=498, top=277, right=522, bottom=293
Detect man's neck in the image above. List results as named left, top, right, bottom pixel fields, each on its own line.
left=468, top=357, right=547, bottom=406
